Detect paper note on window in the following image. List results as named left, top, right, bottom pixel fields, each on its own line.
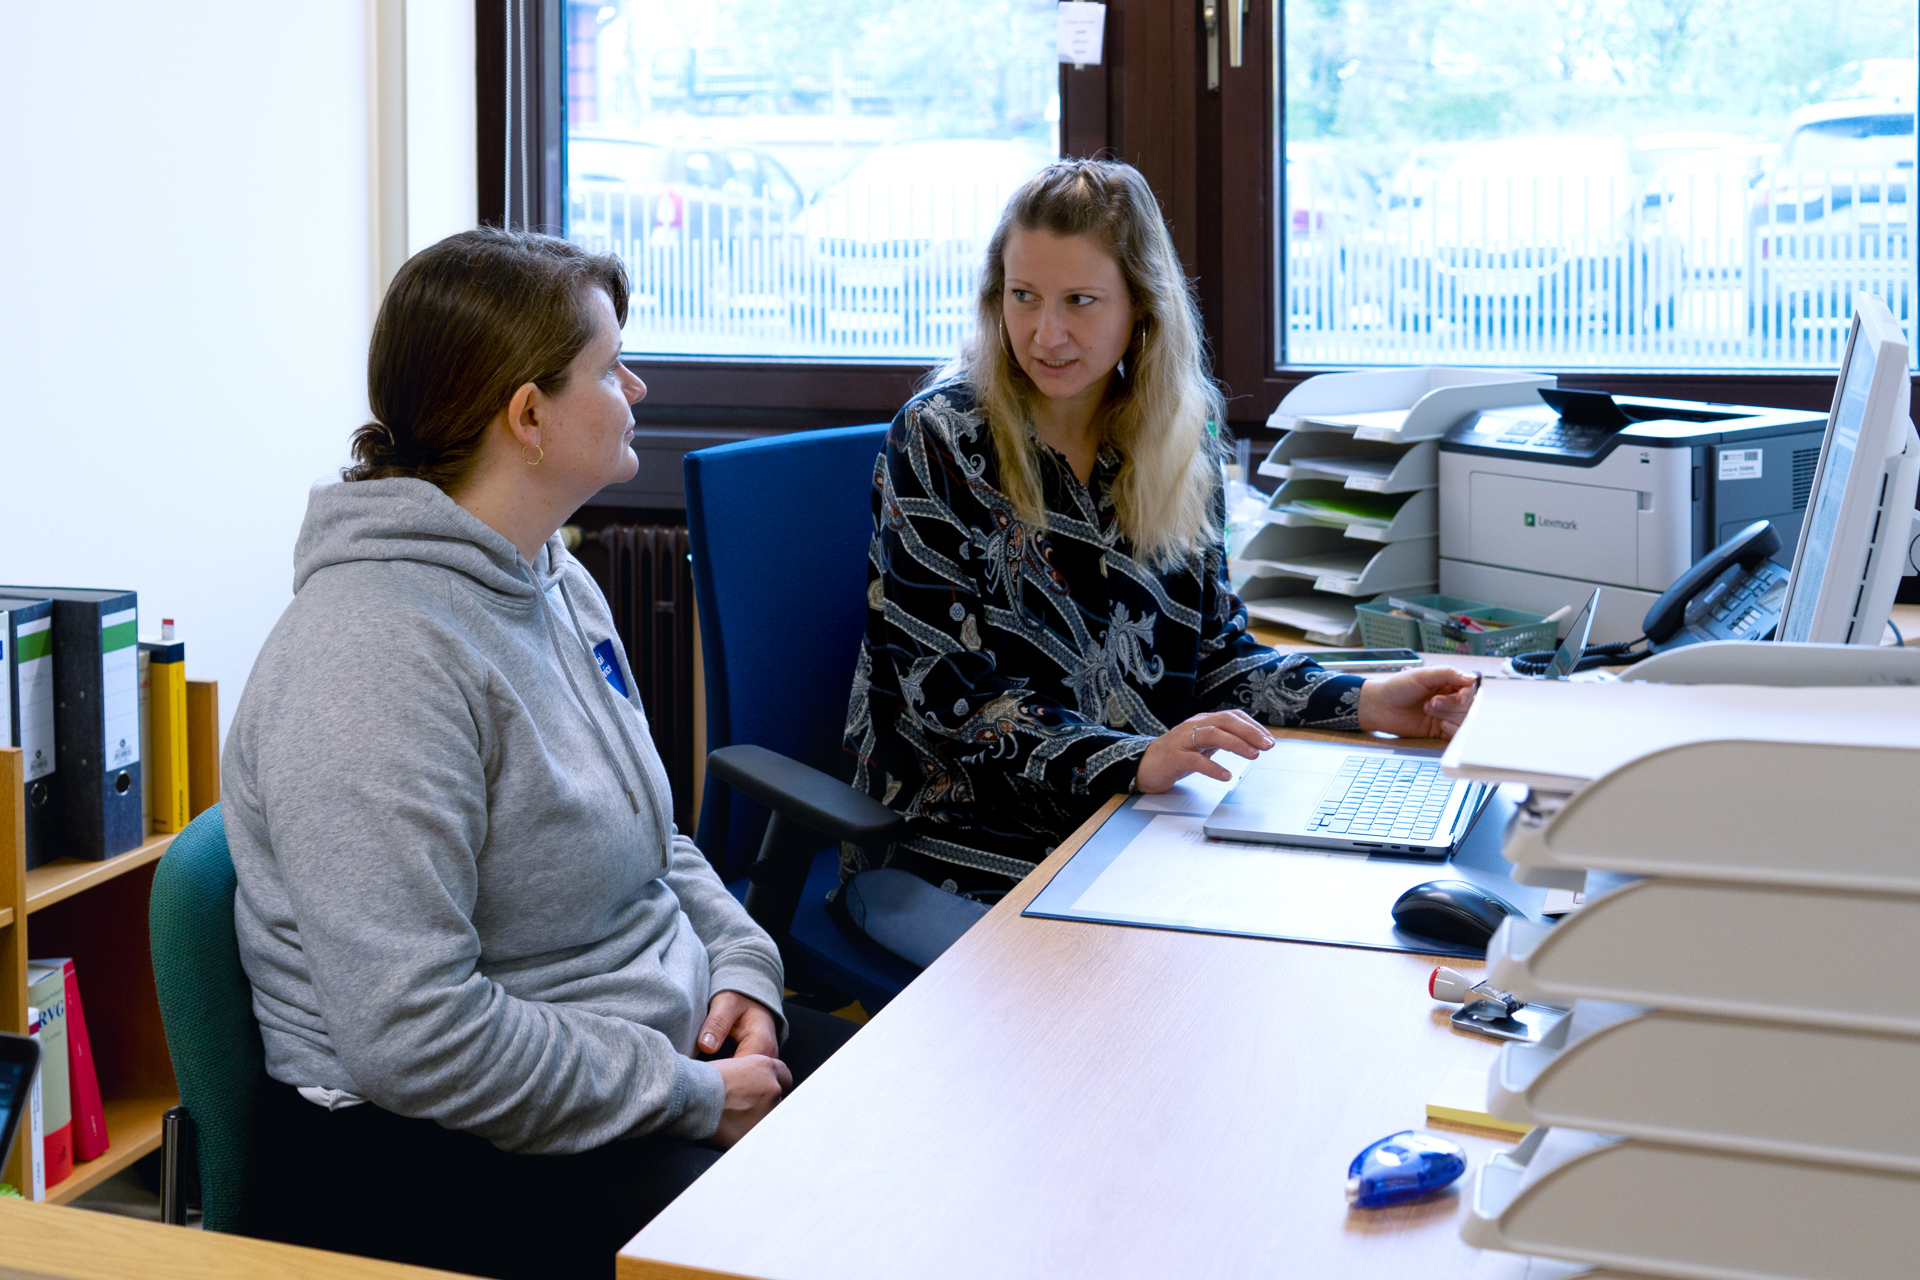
left=1058, top=2, right=1106, bottom=66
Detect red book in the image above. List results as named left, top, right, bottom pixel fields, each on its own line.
left=52, top=959, right=108, bottom=1163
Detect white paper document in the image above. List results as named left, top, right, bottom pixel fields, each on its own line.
left=1288, top=454, right=1397, bottom=482
left=1056, top=2, right=1106, bottom=65
left=1299, top=409, right=1413, bottom=437
left=1442, top=679, right=1920, bottom=790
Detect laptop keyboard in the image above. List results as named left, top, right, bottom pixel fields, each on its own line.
left=1305, top=756, right=1455, bottom=841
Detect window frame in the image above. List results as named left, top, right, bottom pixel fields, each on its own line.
left=1225, top=0, right=1918, bottom=433
left=479, top=0, right=1904, bottom=433
left=477, top=0, right=1199, bottom=420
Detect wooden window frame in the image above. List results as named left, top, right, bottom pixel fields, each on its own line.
left=475, top=0, right=1209, bottom=420
left=476, top=1, right=1000, bottom=418
left=1213, top=0, right=1915, bottom=440
left=476, top=0, right=1903, bottom=431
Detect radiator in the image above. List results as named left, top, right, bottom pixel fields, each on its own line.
left=595, top=525, right=697, bottom=832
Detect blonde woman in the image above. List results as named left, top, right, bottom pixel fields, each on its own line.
left=844, top=158, right=1476, bottom=900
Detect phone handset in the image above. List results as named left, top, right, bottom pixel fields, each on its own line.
left=1643, top=519, right=1784, bottom=649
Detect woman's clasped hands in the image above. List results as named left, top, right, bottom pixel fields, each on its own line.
left=699, top=989, right=792, bottom=1148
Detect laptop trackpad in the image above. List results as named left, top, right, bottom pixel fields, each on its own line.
left=1224, top=767, right=1332, bottom=812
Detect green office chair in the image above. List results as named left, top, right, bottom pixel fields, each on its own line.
left=148, top=803, right=266, bottom=1232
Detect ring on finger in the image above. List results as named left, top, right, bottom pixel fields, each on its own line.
left=1191, top=724, right=1202, bottom=750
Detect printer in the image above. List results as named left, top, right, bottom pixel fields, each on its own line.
left=1439, top=390, right=1829, bottom=643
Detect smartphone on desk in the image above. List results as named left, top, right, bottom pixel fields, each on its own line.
left=1310, top=648, right=1422, bottom=672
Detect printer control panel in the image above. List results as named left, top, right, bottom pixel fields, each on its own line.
left=1448, top=408, right=1619, bottom=462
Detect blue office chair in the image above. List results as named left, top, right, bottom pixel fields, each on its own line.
left=686, top=424, right=986, bottom=1012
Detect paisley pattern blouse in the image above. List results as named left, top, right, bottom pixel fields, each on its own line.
left=843, top=381, right=1363, bottom=892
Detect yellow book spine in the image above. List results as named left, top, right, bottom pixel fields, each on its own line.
left=149, top=659, right=190, bottom=834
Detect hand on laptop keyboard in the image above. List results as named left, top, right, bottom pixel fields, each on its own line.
left=1136, top=710, right=1276, bottom=794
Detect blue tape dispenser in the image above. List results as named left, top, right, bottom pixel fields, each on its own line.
left=1345, top=1130, right=1468, bottom=1209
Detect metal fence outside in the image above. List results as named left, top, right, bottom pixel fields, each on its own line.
left=570, top=168, right=1914, bottom=368
left=1284, top=169, right=1914, bottom=369
left=568, top=177, right=990, bottom=359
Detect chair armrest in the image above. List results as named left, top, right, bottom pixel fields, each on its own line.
left=707, top=744, right=902, bottom=849
left=707, top=745, right=905, bottom=974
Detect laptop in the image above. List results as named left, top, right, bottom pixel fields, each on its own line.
left=1202, top=740, right=1489, bottom=855
left=1543, top=588, right=1600, bottom=679
left=1198, top=593, right=1599, bottom=853
left=0, top=1031, right=39, bottom=1182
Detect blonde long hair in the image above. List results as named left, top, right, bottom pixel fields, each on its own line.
left=946, top=158, right=1224, bottom=566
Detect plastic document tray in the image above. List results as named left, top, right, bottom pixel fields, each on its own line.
left=1463, top=1126, right=1920, bottom=1280
left=1490, top=1000, right=1920, bottom=1173
left=1487, top=878, right=1920, bottom=1036
left=1500, top=740, right=1920, bottom=895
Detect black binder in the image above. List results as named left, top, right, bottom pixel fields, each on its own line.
left=0, top=586, right=142, bottom=862
left=0, top=594, right=59, bottom=867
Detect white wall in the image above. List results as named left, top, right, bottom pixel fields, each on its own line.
left=0, top=2, right=475, bottom=743
left=407, top=0, right=480, bottom=257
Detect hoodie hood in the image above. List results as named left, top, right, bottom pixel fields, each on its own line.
left=293, top=477, right=565, bottom=600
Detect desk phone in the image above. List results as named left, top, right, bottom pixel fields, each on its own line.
left=1643, top=519, right=1788, bottom=652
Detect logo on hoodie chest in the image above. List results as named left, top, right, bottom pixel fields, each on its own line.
left=592, top=638, right=630, bottom=698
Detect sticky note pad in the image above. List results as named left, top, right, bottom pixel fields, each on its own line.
left=1425, top=1066, right=1533, bottom=1136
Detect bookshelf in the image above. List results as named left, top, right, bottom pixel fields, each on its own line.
left=1, top=680, right=219, bottom=1204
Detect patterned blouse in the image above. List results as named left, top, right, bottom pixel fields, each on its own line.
left=843, top=381, right=1363, bottom=893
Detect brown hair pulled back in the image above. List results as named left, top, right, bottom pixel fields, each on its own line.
left=345, top=227, right=630, bottom=490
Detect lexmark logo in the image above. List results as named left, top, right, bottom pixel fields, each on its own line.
left=1524, top=512, right=1578, bottom=530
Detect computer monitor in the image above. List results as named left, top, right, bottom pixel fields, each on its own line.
left=1776, top=293, right=1920, bottom=645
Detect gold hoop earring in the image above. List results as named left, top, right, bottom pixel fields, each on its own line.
left=522, top=442, right=543, bottom=467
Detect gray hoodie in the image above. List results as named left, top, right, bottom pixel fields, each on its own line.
left=224, top=477, right=784, bottom=1154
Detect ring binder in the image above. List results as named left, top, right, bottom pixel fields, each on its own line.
left=0, top=586, right=143, bottom=861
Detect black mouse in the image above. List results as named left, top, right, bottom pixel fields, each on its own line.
left=1391, top=880, right=1521, bottom=951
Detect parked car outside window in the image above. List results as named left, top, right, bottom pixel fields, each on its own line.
left=797, top=138, right=1052, bottom=351
left=1386, top=136, right=1684, bottom=343
left=566, top=133, right=806, bottom=322
left=1748, top=97, right=1915, bottom=348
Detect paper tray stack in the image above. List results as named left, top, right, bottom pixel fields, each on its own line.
left=1457, top=737, right=1920, bottom=1280
left=1236, top=367, right=1551, bottom=641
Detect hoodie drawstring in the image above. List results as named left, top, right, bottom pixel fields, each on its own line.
left=528, top=565, right=642, bottom=817
left=555, top=574, right=672, bottom=832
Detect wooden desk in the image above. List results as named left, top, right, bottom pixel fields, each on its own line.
left=0, top=1198, right=465, bottom=1280
left=619, top=620, right=1920, bottom=1278
left=619, top=720, right=1521, bottom=1280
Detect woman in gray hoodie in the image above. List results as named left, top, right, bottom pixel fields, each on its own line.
left=224, top=228, right=856, bottom=1278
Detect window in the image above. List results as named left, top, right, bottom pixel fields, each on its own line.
left=1278, top=3, right=1918, bottom=370
left=561, top=0, right=1060, bottom=361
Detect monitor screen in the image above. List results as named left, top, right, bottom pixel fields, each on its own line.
left=1775, top=292, right=1915, bottom=646
left=1778, top=334, right=1875, bottom=643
